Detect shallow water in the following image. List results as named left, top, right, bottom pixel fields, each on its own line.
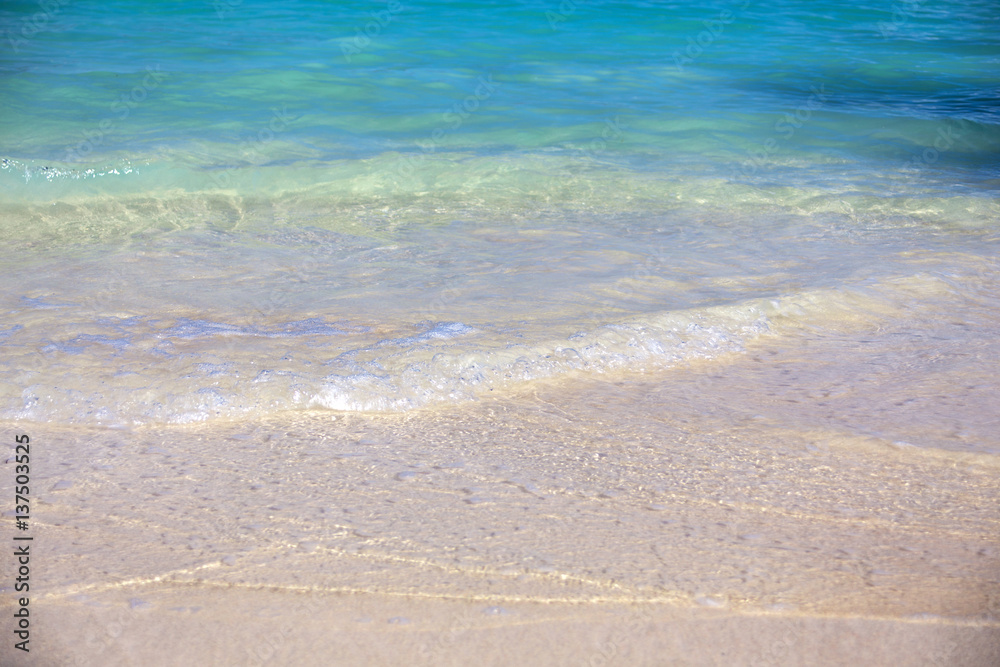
left=1, top=0, right=998, bottom=454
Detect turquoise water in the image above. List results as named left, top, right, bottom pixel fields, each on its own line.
left=1, top=0, right=999, bottom=429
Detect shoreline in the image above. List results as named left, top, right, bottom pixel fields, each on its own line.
left=4, top=334, right=999, bottom=664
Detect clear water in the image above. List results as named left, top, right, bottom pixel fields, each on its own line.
left=1, top=0, right=998, bottom=434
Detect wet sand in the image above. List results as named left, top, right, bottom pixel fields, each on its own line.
left=28, top=588, right=1000, bottom=666
left=4, top=329, right=1000, bottom=665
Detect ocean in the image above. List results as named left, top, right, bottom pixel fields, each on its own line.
left=2, top=0, right=999, bottom=436
left=3, top=2, right=1000, bottom=663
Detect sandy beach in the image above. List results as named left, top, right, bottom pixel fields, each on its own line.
left=6, top=328, right=1000, bottom=665
left=27, top=588, right=1000, bottom=665
left=3, top=2, right=1000, bottom=664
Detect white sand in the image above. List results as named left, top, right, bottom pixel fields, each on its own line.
left=26, top=587, right=1000, bottom=666
left=4, top=332, right=999, bottom=665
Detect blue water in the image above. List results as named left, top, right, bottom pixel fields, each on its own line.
left=4, top=1, right=998, bottom=184
left=1, top=0, right=999, bottom=425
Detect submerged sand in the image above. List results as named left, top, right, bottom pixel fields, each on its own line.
left=4, top=329, right=999, bottom=665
